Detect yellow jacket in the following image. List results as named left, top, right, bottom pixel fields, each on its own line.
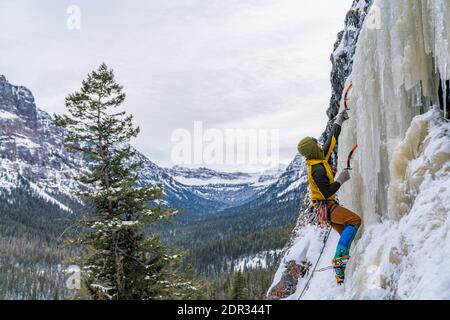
left=298, top=124, right=340, bottom=202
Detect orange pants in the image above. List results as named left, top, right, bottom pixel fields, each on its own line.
left=328, top=204, right=362, bottom=235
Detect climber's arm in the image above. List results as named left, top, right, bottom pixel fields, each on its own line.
left=322, top=123, right=341, bottom=161
left=312, top=164, right=341, bottom=199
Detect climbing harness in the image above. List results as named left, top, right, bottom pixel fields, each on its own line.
left=344, top=82, right=353, bottom=111
left=316, top=201, right=329, bottom=225
left=310, top=200, right=338, bottom=226
left=346, top=144, right=358, bottom=170
left=297, top=225, right=332, bottom=300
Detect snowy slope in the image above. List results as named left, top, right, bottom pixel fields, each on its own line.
left=270, top=0, right=450, bottom=300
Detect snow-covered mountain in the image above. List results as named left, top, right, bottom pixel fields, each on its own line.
left=0, top=74, right=293, bottom=219
left=0, top=74, right=216, bottom=215
left=0, top=74, right=84, bottom=209
left=216, top=155, right=307, bottom=215
left=166, top=165, right=286, bottom=207
left=270, top=0, right=450, bottom=300
left=168, top=165, right=286, bottom=185
left=168, top=166, right=254, bottom=185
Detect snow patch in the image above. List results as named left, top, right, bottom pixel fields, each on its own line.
left=28, top=180, right=73, bottom=213
left=0, top=110, right=19, bottom=120
left=233, top=250, right=282, bottom=272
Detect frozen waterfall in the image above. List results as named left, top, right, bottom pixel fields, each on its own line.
left=337, top=0, right=450, bottom=299
left=271, top=0, right=450, bottom=300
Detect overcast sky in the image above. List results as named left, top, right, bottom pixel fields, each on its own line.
left=0, top=0, right=350, bottom=172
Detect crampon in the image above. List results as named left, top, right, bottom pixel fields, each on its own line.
left=335, top=274, right=345, bottom=285
left=332, top=256, right=349, bottom=285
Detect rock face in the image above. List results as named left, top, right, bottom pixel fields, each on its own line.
left=0, top=75, right=82, bottom=196
left=268, top=260, right=311, bottom=300
left=324, top=0, right=374, bottom=137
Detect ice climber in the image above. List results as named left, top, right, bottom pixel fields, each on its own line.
left=297, top=109, right=362, bottom=285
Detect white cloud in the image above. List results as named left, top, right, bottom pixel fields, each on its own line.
left=0, top=0, right=350, bottom=171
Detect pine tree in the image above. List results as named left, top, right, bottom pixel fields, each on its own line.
left=54, top=63, right=180, bottom=300
left=231, top=270, right=249, bottom=300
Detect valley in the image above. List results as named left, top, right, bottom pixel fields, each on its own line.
left=0, top=74, right=305, bottom=298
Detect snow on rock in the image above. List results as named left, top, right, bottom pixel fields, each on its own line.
left=233, top=250, right=282, bottom=272
left=0, top=110, right=19, bottom=120
left=276, top=175, right=307, bottom=198
left=326, top=0, right=373, bottom=125
left=268, top=224, right=340, bottom=300
left=27, top=180, right=73, bottom=213
left=0, top=74, right=86, bottom=206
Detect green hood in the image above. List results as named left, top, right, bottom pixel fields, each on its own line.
left=297, top=137, right=324, bottom=160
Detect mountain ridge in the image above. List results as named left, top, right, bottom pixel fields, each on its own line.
left=0, top=74, right=298, bottom=218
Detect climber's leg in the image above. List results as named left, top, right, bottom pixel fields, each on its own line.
left=331, top=223, right=344, bottom=235
left=329, top=206, right=362, bottom=283
left=328, top=204, right=344, bottom=234
left=335, top=224, right=359, bottom=258
left=331, top=205, right=361, bottom=257
left=329, top=205, right=362, bottom=228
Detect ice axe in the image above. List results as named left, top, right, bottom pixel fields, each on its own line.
left=346, top=144, right=358, bottom=170
left=344, top=82, right=353, bottom=111
left=343, top=83, right=357, bottom=170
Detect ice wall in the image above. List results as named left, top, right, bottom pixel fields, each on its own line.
left=339, top=0, right=450, bottom=223
left=337, top=0, right=450, bottom=298
left=340, top=109, right=450, bottom=299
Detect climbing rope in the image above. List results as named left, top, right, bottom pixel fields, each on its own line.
left=297, top=225, right=332, bottom=300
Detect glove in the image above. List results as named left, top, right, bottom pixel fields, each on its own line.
left=335, top=170, right=351, bottom=185
left=335, top=110, right=350, bottom=126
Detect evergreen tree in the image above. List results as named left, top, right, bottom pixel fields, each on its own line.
left=54, top=63, right=182, bottom=300
left=231, top=270, right=249, bottom=300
